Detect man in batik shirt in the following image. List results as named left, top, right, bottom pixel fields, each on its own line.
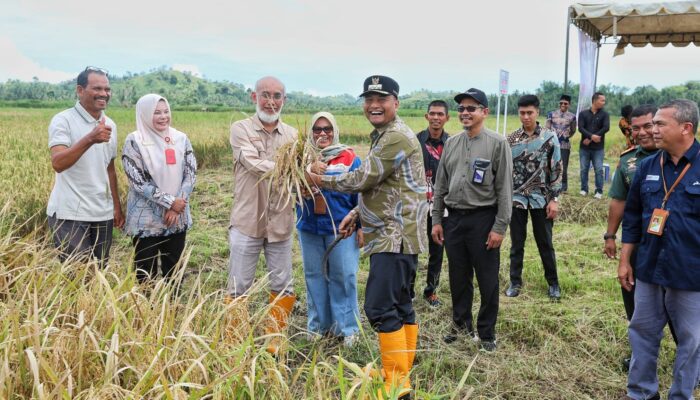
left=506, top=95, right=563, bottom=300
left=546, top=94, right=576, bottom=192
left=307, top=75, right=427, bottom=400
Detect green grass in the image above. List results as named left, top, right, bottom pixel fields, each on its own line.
left=0, top=106, right=694, bottom=399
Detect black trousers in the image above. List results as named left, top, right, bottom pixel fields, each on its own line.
left=509, top=207, right=558, bottom=286
left=132, top=231, right=187, bottom=283
left=444, top=208, right=500, bottom=342
left=561, top=148, right=570, bottom=191
left=364, top=252, right=417, bottom=333
left=621, top=249, right=678, bottom=344
left=424, top=215, right=445, bottom=297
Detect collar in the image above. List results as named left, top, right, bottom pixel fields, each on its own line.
left=464, top=130, right=483, bottom=140
left=425, top=129, right=448, bottom=143
left=513, top=122, right=541, bottom=140
left=74, top=101, right=103, bottom=124
left=662, top=140, right=700, bottom=165
left=252, top=114, right=282, bottom=134
left=637, top=146, right=658, bottom=157
left=375, top=118, right=398, bottom=134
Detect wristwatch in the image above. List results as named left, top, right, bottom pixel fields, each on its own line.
left=603, top=233, right=617, bottom=240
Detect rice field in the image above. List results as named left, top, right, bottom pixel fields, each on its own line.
left=0, top=106, right=692, bottom=399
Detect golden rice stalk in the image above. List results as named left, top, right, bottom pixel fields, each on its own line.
left=259, top=131, right=320, bottom=212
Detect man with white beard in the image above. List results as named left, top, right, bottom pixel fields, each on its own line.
left=226, top=76, right=298, bottom=354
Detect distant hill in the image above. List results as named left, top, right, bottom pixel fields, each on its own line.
left=0, top=67, right=698, bottom=115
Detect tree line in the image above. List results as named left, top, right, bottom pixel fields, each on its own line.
left=0, top=67, right=698, bottom=115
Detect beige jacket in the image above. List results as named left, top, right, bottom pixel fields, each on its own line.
left=229, top=115, right=298, bottom=241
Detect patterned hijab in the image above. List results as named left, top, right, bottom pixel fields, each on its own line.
left=132, top=94, right=187, bottom=196
left=307, top=111, right=350, bottom=162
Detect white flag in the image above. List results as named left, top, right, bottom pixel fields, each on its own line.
left=577, top=30, right=598, bottom=118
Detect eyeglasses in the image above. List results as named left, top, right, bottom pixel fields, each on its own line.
left=457, top=105, right=484, bottom=113
left=312, top=126, right=333, bottom=134
left=559, top=102, right=569, bottom=106
left=84, top=66, right=108, bottom=75
left=260, top=91, right=284, bottom=101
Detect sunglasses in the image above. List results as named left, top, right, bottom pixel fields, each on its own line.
left=84, top=66, right=109, bottom=75
left=559, top=102, right=569, bottom=106
left=457, top=105, right=484, bottom=113
left=312, top=126, right=333, bottom=134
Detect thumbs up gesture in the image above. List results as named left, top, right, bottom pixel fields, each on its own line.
left=89, top=116, right=112, bottom=144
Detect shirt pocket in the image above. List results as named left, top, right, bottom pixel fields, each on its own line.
left=683, top=184, right=700, bottom=214
left=640, top=181, right=662, bottom=209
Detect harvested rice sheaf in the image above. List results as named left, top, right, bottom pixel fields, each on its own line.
left=259, top=132, right=320, bottom=211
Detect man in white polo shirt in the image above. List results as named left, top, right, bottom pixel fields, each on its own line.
left=47, top=67, right=124, bottom=264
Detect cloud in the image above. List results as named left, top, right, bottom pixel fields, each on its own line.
left=0, top=36, right=73, bottom=83
left=172, top=64, right=203, bottom=78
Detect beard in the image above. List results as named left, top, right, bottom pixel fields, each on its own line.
left=256, top=103, right=283, bottom=124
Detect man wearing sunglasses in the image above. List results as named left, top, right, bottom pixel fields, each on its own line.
left=227, top=76, right=298, bottom=354
left=47, top=66, right=124, bottom=266
left=306, top=75, right=427, bottom=399
left=546, top=94, right=577, bottom=192
left=431, top=88, right=513, bottom=351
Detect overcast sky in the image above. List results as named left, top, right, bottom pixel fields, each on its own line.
left=1, top=0, right=698, bottom=96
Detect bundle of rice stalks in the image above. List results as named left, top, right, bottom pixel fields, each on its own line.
left=259, top=131, right=320, bottom=211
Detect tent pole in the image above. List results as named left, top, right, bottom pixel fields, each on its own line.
left=593, top=42, right=601, bottom=91
left=564, top=7, right=571, bottom=93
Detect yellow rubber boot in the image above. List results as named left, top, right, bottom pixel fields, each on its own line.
left=404, top=323, right=418, bottom=368
left=266, top=292, right=296, bottom=354
left=377, top=326, right=411, bottom=399
left=223, top=295, right=249, bottom=343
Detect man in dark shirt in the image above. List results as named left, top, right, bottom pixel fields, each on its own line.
left=578, top=92, right=610, bottom=199
left=619, top=99, right=700, bottom=399
left=415, top=100, right=450, bottom=307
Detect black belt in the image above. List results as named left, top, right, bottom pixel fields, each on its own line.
left=447, top=206, right=496, bottom=216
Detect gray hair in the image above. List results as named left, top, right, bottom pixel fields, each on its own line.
left=659, top=99, right=699, bottom=135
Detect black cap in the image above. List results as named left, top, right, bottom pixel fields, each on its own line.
left=359, top=75, right=399, bottom=98
left=454, top=88, right=488, bottom=108
left=560, top=94, right=572, bottom=102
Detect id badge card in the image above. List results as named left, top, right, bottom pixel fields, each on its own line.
left=473, top=168, right=485, bottom=184
left=647, top=208, right=669, bottom=236
left=472, top=158, right=491, bottom=185
left=165, top=148, right=176, bottom=165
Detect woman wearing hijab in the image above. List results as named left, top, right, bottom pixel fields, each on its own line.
left=122, top=94, right=197, bottom=283
left=298, top=111, right=363, bottom=346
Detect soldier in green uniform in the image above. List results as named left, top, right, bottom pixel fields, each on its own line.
left=603, top=104, right=677, bottom=370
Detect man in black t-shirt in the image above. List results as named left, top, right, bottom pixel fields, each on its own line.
left=415, top=100, right=450, bottom=307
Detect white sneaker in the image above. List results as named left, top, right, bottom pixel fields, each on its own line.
left=579, top=190, right=587, bottom=196
left=593, top=192, right=603, bottom=199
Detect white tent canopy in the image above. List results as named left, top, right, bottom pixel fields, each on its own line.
left=564, top=1, right=700, bottom=91
left=571, top=1, right=700, bottom=51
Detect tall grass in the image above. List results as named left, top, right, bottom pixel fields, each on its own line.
left=0, top=207, right=393, bottom=399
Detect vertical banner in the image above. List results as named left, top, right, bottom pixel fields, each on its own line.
left=499, top=70, right=509, bottom=135
left=577, top=30, right=598, bottom=118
